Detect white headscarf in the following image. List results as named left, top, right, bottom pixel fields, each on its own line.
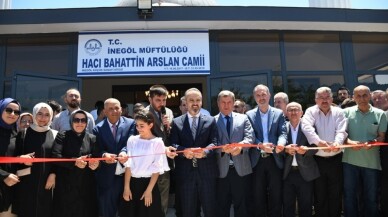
left=30, top=102, right=53, bottom=132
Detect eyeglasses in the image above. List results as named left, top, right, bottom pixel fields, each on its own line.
left=20, top=120, right=33, bottom=124
left=287, top=109, right=301, bottom=113
left=4, top=108, right=21, bottom=116
left=73, top=118, right=87, bottom=123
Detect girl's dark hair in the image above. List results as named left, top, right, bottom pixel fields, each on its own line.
left=134, top=110, right=155, bottom=125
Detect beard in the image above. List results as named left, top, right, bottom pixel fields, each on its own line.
left=67, top=100, right=80, bottom=109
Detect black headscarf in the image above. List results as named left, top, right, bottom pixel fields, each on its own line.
left=0, top=98, right=21, bottom=130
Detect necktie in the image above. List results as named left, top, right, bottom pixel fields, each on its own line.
left=112, top=123, right=117, bottom=140
left=191, top=116, right=198, bottom=167
left=191, top=116, right=197, bottom=139
left=225, top=115, right=231, bottom=137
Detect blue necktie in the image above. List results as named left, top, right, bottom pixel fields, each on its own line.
left=225, top=115, right=231, bottom=137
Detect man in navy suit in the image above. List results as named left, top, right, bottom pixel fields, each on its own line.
left=246, top=85, right=286, bottom=217
left=282, top=102, right=320, bottom=217
left=170, top=88, right=218, bottom=217
left=93, top=98, right=135, bottom=217
left=214, top=90, right=254, bottom=217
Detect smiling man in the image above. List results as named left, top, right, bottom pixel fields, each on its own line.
left=170, top=88, right=218, bottom=217
left=301, top=87, right=347, bottom=217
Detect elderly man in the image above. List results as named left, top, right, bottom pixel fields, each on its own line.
left=246, top=84, right=286, bottom=217
left=343, top=85, right=387, bottom=217
left=93, top=98, right=136, bottom=217
left=215, top=90, right=254, bottom=217
left=301, top=87, right=347, bottom=217
left=283, top=102, right=320, bottom=217
left=274, top=92, right=289, bottom=116
left=371, top=90, right=388, bottom=117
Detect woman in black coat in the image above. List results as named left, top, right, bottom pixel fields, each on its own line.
left=52, top=110, right=100, bottom=217
left=0, top=98, right=20, bottom=216
left=13, top=102, right=57, bottom=217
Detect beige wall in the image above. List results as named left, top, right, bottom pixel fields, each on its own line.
left=81, top=76, right=208, bottom=111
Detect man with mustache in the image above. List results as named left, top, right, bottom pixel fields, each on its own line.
left=301, top=87, right=347, bottom=217
left=52, top=88, right=95, bottom=133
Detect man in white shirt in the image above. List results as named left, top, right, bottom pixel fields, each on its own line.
left=301, top=87, right=347, bottom=217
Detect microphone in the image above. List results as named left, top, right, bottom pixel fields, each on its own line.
left=160, top=106, right=168, bottom=132
left=160, top=106, right=166, bottom=123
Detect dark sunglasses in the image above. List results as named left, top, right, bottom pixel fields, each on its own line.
left=73, top=118, right=87, bottom=124
left=4, top=108, right=21, bottom=116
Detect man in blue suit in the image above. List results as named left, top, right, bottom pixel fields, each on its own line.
left=170, top=88, right=218, bottom=217
left=214, top=90, right=254, bottom=217
left=93, top=98, right=135, bottom=217
left=246, top=85, right=286, bottom=217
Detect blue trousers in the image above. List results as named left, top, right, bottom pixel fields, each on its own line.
left=343, top=163, right=380, bottom=217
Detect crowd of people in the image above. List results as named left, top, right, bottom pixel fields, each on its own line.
left=0, top=83, right=387, bottom=217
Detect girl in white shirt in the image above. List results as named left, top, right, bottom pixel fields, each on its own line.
left=120, top=111, right=169, bottom=217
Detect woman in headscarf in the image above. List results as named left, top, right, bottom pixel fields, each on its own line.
left=0, top=98, right=20, bottom=217
left=16, top=113, right=33, bottom=132
left=51, top=110, right=100, bottom=217
left=12, top=102, right=57, bottom=217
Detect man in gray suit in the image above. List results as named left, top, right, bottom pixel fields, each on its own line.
left=214, top=90, right=254, bottom=217
left=246, top=84, right=286, bottom=217
left=282, top=102, right=320, bottom=217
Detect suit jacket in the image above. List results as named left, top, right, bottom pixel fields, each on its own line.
left=246, top=106, right=286, bottom=169
left=93, top=116, right=135, bottom=188
left=214, top=112, right=254, bottom=178
left=170, top=113, right=218, bottom=179
left=283, top=122, right=320, bottom=182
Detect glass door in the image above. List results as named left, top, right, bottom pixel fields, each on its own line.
left=12, top=72, right=80, bottom=112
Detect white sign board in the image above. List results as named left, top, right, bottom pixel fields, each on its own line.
left=77, top=31, right=210, bottom=77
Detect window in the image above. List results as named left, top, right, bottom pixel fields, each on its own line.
left=284, top=33, right=343, bottom=71
left=217, top=33, right=281, bottom=73
left=287, top=75, right=344, bottom=109
left=353, top=34, right=388, bottom=71
left=5, top=36, right=73, bottom=77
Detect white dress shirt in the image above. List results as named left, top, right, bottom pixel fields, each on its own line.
left=124, top=135, right=170, bottom=178
left=302, top=105, right=348, bottom=157
left=290, top=122, right=300, bottom=166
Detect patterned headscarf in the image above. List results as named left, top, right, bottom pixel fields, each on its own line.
left=0, top=98, right=21, bottom=129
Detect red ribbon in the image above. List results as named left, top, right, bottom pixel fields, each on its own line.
left=1, top=142, right=387, bottom=164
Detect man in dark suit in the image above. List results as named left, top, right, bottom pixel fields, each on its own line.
left=282, top=102, right=320, bottom=217
left=246, top=84, right=286, bottom=217
left=214, top=90, right=254, bottom=217
left=170, top=88, right=218, bottom=217
left=93, top=98, right=135, bottom=217
left=144, top=85, right=174, bottom=214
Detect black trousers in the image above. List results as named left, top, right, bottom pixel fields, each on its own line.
left=252, top=155, right=283, bottom=217
left=313, top=153, right=343, bottom=217
left=283, top=168, right=313, bottom=217
left=216, top=167, right=250, bottom=217
left=119, top=177, right=164, bottom=217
